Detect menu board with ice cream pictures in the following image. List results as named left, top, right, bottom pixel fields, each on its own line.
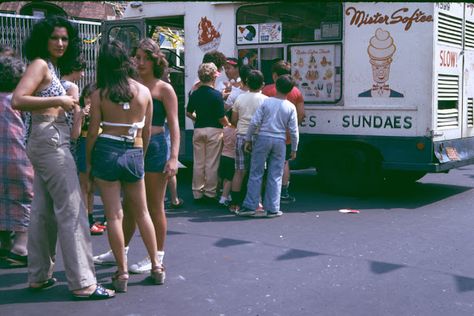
left=289, top=44, right=341, bottom=103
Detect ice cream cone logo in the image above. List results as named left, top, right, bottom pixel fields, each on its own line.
left=359, top=28, right=404, bottom=98
left=368, top=28, right=395, bottom=85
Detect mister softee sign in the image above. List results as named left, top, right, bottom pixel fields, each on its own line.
left=345, top=6, right=433, bottom=31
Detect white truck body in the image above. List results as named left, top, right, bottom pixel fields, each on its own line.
left=109, top=1, right=474, bottom=193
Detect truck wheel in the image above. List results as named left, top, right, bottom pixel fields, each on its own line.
left=383, top=171, right=426, bottom=185
left=317, top=147, right=382, bottom=196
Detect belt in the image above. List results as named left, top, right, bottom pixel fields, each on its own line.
left=99, top=134, right=143, bottom=147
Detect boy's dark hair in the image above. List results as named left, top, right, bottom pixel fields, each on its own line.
left=275, top=74, right=295, bottom=94
left=23, top=15, right=81, bottom=73
left=61, top=56, right=86, bottom=76
left=97, top=41, right=133, bottom=103
left=246, top=70, right=264, bottom=91
left=239, top=64, right=254, bottom=84
left=0, top=56, right=25, bottom=92
left=79, top=82, right=96, bottom=108
left=271, top=60, right=291, bottom=76
left=202, top=50, right=227, bottom=69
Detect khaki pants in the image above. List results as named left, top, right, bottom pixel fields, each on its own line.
left=26, top=114, right=96, bottom=291
left=192, top=127, right=223, bottom=198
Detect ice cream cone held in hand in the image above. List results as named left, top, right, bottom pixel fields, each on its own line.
left=359, top=28, right=404, bottom=98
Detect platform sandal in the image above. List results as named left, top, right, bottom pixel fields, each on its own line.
left=150, top=265, right=166, bottom=285
left=112, top=271, right=129, bottom=293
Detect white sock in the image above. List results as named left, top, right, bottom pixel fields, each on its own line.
left=157, top=251, right=165, bottom=265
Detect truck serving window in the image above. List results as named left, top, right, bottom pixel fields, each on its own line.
left=236, top=2, right=342, bottom=44
left=236, top=2, right=343, bottom=105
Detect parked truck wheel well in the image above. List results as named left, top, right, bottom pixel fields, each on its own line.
left=304, top=140, right=383, bottom=195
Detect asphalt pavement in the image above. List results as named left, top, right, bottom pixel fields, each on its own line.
left=1, top=166, right=474, bottom=315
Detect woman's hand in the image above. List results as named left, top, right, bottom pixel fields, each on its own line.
left=58, top=95, right=79, bottom=111
left=163, top=157, right=178, bottom=179
left=82, top=104, right=91, bottom=118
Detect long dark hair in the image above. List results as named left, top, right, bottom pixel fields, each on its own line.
left=23, top=15, right=81, bottom=73
left=96, top=41, right=133, bottom=103
left=135, top=38, right=168, bottom=79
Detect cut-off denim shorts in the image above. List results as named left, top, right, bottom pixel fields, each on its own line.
left=92, top=137, right=144, bottom=182
left=144, top=132, right=169, bottom=173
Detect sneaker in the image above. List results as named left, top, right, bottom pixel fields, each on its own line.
left=280, top=194, right=296, bottom=203
left=237, top=207, right=256, bottom=216
left=265, top=210, right=283, bottom=218
left=129, top=256, right=152, bottom=274
left=93, top=246, right=129, bottom=265
left=90, top=224, right=104, bottom=236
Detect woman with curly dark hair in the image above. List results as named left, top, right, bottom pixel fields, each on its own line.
left=86, top=40, right=162, bottom=292
left=12, top=15, right=114, bottom=300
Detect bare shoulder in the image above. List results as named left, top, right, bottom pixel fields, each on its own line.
left=26, top=58, right=49, bottom=74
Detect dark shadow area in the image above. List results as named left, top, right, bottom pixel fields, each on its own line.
left=214, top=238, right=252, bottom=248
left=0, top=284, right=72, bottom=304
left=369, top=261, right=405, bottom=274
left=276, top=249, right=321, bottom=261
left=167, top=230, right=186, bottom=235
left=454, top=275, right=474, bottom=293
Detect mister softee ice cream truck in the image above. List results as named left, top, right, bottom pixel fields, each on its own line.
left=102, top=2, right=474, bottom=194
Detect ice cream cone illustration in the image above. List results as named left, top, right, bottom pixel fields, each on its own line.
left=198, top=17, right=221, bottom=52
left=359, top=28, right=404, bottom=98
left=368, top=28, right=395, bottom=85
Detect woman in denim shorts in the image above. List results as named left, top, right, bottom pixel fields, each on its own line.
left=93, top=39, right=180, bottom=279
left=86, top=41, right=163, bottom=292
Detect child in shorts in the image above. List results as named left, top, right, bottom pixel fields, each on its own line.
left=218, top=110, right=237, bottom=206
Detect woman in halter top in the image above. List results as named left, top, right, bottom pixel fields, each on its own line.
left=92, top=38, right=179, bottom=278
left=86, top=40, right=163, bottom=292
left=12, top=15, right=114, bottom=300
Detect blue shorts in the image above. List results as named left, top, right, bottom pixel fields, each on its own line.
left=75, top=136, right=87, bottom=173
left=92, top=137, right=144, bottom=182
left=144, top=132, right=169, bottom=173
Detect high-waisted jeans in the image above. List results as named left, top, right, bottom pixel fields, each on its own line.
left=26, top=114, right=96, bottom=291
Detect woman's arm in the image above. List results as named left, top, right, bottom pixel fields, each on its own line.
left=161, top=84, right=179, bottom=177
left=68, top=83, right=82, bottom=140
left=142, top=89, right=153, bottom=155
left=86, top=90, right=101, bottom=177
left=162, top=84, right=180, bottom=160
left=12, top=59, right=78, bottom=111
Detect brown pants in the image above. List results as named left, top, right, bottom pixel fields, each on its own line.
left=192, top=127, right=223, bottom=198
left=26, top=114, right=96, bottom=291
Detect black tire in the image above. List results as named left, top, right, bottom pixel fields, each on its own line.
left=317, top=146, right=382, bottom=196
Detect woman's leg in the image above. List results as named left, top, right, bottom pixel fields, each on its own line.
left=145, top=172, right=168, bottom=253
left=122, top=180, right=159, bottom=269
left=94, top=179, right=127, bottom=273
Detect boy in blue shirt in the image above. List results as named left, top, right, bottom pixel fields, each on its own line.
left=239, top=75, right=299, bottom=217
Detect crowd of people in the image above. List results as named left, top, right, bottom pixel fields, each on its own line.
left=0, top=14, right=304, bottom=300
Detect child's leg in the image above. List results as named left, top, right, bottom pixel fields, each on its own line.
left=242, top=136, right=270, bottom=210
left=263, top=139, right=286, bottom=213
left=222, top=179, right=232, bottom=199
